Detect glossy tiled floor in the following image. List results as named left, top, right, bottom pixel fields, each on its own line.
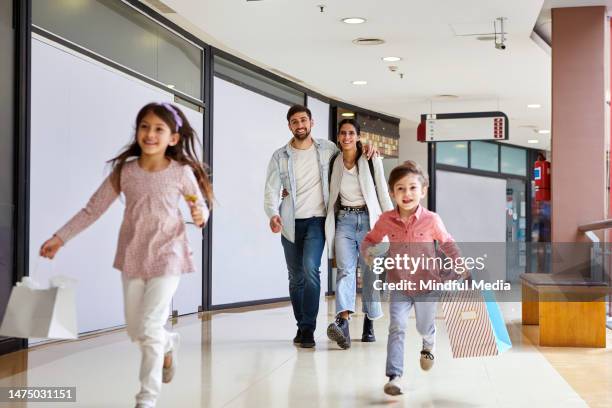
left=0, top=298, right=609, bottom=407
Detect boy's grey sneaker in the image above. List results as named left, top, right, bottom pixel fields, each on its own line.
left=327, top=317, right=351, bottom=349
left=420, top=349, right=434, bottom=371
left=383, top=375, right=403, bottom=396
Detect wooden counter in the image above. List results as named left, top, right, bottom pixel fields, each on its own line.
left=520, top=273, right=610, bottom=347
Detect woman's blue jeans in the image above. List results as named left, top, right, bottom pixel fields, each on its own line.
left=334, top=210, right=383, bottom=320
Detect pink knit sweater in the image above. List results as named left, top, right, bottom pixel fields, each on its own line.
left=55, top=159, right=209, bottom=278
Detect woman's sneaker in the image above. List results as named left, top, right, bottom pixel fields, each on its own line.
left=327, top=317, right=351, bottom=349
left=361, top=316, right=376, bottom=342
left=419, top=349, right=434, bottom=371
left=383, top=375, right=403, bottom=396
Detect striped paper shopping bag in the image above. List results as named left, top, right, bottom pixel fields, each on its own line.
left=441, top=289, right=499, bottom=358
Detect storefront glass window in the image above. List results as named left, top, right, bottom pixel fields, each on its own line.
left=437, top=142, right=468, bottom=167
left=470, top=141, right=498, bottom=172
left=501, top=145, right=527, bottom=176
left=33, top=0, right=203, bottom=100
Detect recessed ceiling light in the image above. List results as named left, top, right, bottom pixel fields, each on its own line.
left=167, top=84, right=175, bottom=89
left=527, top=139, right=539, bottom=144
left=527, top=104, right=541, bottom=108
left=352, top=80, right=367, bottom=85
left=538, top=129, right=550, bottom=134
left=341, top=112, right=355, bottom=117
left=342, top=17, right=366, bottom=24
left=382, top=56, right=402, bottom=62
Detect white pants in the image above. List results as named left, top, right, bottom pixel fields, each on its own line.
left=122, top=274, right=181, bottom=407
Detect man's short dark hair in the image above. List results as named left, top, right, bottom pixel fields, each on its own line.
left=286, top=105, right=312, bottom=122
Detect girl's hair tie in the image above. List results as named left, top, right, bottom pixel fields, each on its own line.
left=160, top=102, right=183, bottom=132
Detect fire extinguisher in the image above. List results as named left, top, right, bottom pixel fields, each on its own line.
left=534, top=154, right=550, bottom=201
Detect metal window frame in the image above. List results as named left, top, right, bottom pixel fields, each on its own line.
left=5, top=0, right=31, bottom=355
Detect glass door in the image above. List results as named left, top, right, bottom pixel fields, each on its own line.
left=506, top=178, right=527, bottom=281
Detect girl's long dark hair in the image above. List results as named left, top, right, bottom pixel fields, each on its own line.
left=108, top=102, right=214, bottom=207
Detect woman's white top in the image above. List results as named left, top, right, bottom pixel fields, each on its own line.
left=325, top=155, right=394, bottom=258
left=339, top=164, right=366, bottom=207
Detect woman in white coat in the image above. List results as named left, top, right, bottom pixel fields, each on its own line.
left=325, top=119, right=393, bottom=349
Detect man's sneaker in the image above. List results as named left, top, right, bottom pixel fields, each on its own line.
left=327, top=317, right=351, bottom=349
left=300, top=328, right=316, bottom=348
left=361, top=316, right=376, bottom=342
left=383, top=375, right=403, bottom=396
left=293, top=329, right=302, bottom=344
left=420, top=349, right=434, bottom=371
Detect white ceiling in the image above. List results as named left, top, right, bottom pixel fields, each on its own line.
left=150, top=0, right=609, bottom=150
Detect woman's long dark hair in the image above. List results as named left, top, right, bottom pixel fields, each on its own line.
left=338, top=118, right=364, bottom=161
left=108, top=102, right=214, bottom=207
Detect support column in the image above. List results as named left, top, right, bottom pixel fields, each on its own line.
left=551, top=6, right=607, bottom=243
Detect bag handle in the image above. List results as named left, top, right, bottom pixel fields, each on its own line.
left=27, top=256, right=57, bottom=288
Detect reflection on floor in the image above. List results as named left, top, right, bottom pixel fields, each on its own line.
left=0, top=298, right=610, bottom=407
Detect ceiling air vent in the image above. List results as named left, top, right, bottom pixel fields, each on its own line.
left=352, top=38, right=385, bottom=46
left=142, top=0, right=177, bottom=13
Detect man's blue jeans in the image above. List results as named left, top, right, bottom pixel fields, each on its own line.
left=281, top=217, right=325, bottom=331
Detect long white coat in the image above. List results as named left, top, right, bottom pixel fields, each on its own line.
left=325, top=154, right=394, bottom=259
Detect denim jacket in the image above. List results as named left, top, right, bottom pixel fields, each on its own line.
left=264, top=138, right=339, bottom=243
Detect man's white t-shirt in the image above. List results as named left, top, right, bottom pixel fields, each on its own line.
left=291, top=144, right=326, bottom=219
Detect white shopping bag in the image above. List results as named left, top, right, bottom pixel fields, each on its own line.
left=0, top=275, right=78, bottom=340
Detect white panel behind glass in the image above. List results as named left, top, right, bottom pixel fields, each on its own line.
left=212, top=78, right=302, bottom=305
left=30, top=38, right=202, bottom=336
left=435, top=170, right=506, bottom=281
